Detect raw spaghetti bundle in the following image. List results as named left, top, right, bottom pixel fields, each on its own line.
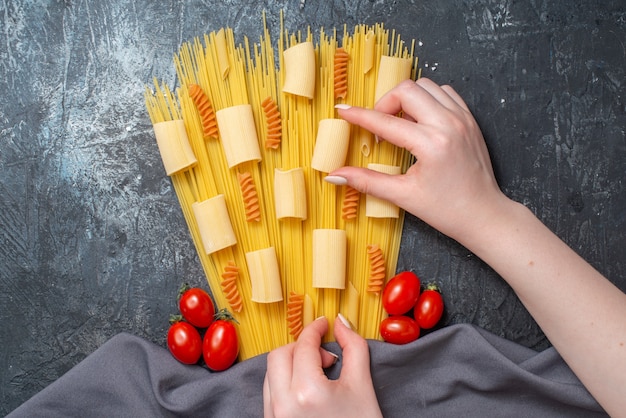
left=145, top=12, right=419, bottom=361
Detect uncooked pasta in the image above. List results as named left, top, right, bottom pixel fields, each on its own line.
left=366, top=244, right=386, bottom=294
left=144, top=12, right=419, bottom=361
left=286, top=291, right=305, bottom=338
left=237, top=171, right=261, bottom=222
left=221, top=261, right=243, bottom=313
left=188, top=83, right=219, bottom=139
left=334, top=47, right=349, bottom=99
left=261, top=96, right=282, bottom=149
left=341, top=185, right=360, bottom=220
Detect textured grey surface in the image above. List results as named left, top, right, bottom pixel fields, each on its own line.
left=1, top=0, right=625, bottom=414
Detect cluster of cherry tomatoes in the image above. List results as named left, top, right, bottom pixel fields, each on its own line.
left=167, top=284, right=239, bottom=371
left=379, top=271, right=444, bottom=344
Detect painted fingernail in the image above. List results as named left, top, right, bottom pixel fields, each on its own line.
left=337, top=313, right=352, bottom=330
left=334, top=104, right=352, bottom=110
left=324, top=175, right=348, bottom=186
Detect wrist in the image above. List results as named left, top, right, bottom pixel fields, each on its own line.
left=452, top=193, right=526, bottom=256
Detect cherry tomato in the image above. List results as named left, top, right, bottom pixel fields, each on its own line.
left=414, top=284, right=444, bottom=329
left=179, top=285, right=215, bottom=328
left=382, top=271, right=421, bottom=315
left=167, top=321, right=202, bottom=365
left=380, top=316, right=420, bottom=344
left=203, top=309, right=239, bottom=371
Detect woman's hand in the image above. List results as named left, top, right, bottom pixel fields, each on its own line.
left=329, top=78, right=512, bottom=245
left=263, top=315, right=382, bottom=418
left=327, top=78, right=626, bottom=416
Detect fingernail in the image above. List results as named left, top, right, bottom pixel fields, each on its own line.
left=337, top=313, right=352, bottom=330
left=334, top=104, right=352, bottom=110
left=315, top=315, right=326, bottom=321
left=328, top=351, right=339, bottom=364
left=374, top=135, right=380, bottom=144
left=324, top=175, right=348, bottom=186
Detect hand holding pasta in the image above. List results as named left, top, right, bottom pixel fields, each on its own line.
left=263, top=316, right=382, bottom=418
left=332, top=78, right=626, bottom=416
left=331, top=78, right=508, bottom=246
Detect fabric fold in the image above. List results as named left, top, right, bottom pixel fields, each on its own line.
left=8, top=324, right=606, bottom=417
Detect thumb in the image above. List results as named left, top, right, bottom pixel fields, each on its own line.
left=333, top=314, right=373, bottom=384
left=325, top=166, right=407, bottom=208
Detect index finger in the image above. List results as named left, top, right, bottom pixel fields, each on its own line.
left=335, top=104, right=429, bottom=156
left=375, top=79, right=456, bottom=123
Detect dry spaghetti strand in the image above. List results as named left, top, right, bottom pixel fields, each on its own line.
left=341, top=186, right=360, bottom=220
left=237, top=171, right=261, bottom=222
left=188, top=83, right=219, bottom=139
left=366, top=244, right=386, bottom=294
left=286, top=291, right=305, bottom=338
left=221, top=261, right=243, bottom=312
left=333, top=47, right=349, bottom=99
left=261, top=96, right=282, bottom=149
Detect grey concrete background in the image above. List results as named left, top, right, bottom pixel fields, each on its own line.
left=1, top=0, right=625, bottom=414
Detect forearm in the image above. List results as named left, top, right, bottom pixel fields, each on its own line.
left=331, top=80, right=626, bottom=414
left=459, top=198, right=626, bottom=415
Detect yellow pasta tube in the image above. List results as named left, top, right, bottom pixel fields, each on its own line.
left=374, top=55, right=413, bottom=103
left=312, top=229, right=347, bottom=289
left=311, top=119, right=351, bottom=173
left=152, top=120, right=197, bottom=175
left=274, top=168, right=307, bottom=220
left=346, top=281, right=360, bottom=331
left=282, top=41, right=316, bottom=99
left=362, top=30, right=375, bottom=74
left=216, top=104, right=262, bottom=168
left=302, top=294, right=315, bottom=328
left=246, top=247, right=283, bottom=303
left=366, top=163, right=401, bottom=218
left=192, top=195, right=237, bottom=254
left=215, top=28, right=230, bottom=79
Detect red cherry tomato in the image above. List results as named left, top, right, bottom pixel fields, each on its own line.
left=379, top=316, right=420, bottom=344
left=179, top=285, right=215, bottom=328
left=203, top=310, right=239, bottom=371
left=382, top=271, right=421, bottom=315
left=414, top=284, right=444, bottom=329
left=167, top=321, right=202, bottom=365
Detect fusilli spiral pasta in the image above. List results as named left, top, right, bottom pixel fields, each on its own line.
left=221, top=261, right=243, bottom=312
left=341, top=186, right=360, bottom=220
left=366, top=244, right=386, bottom=294
left=261, top=96, right=282, bottom=149
left=237, top=171, right=261, bottom=222
left=333, top=48, right=349, bottom=99
left=188, top=83, right=219, bottom=139
left=286, top=291, right=305, bottom=338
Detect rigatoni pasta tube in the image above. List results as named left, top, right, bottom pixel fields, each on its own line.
left=282, top=41, right=316, bottom=99
left=366, top=163, right=401, bottom=218
left=374, top=55, right=413, bottom=103
left=216, top=104, right=262, bottom=168
left=152, top=119, right=197, bottom=175
left=246, top=247, right=283, bottom=303
left=312, top=229, right=347, bottom=289
left=274, top=168, right=307, bottom=220
left=311, top=119, right=351, bottom=173
left=192, top=195, right=237, bottom=254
